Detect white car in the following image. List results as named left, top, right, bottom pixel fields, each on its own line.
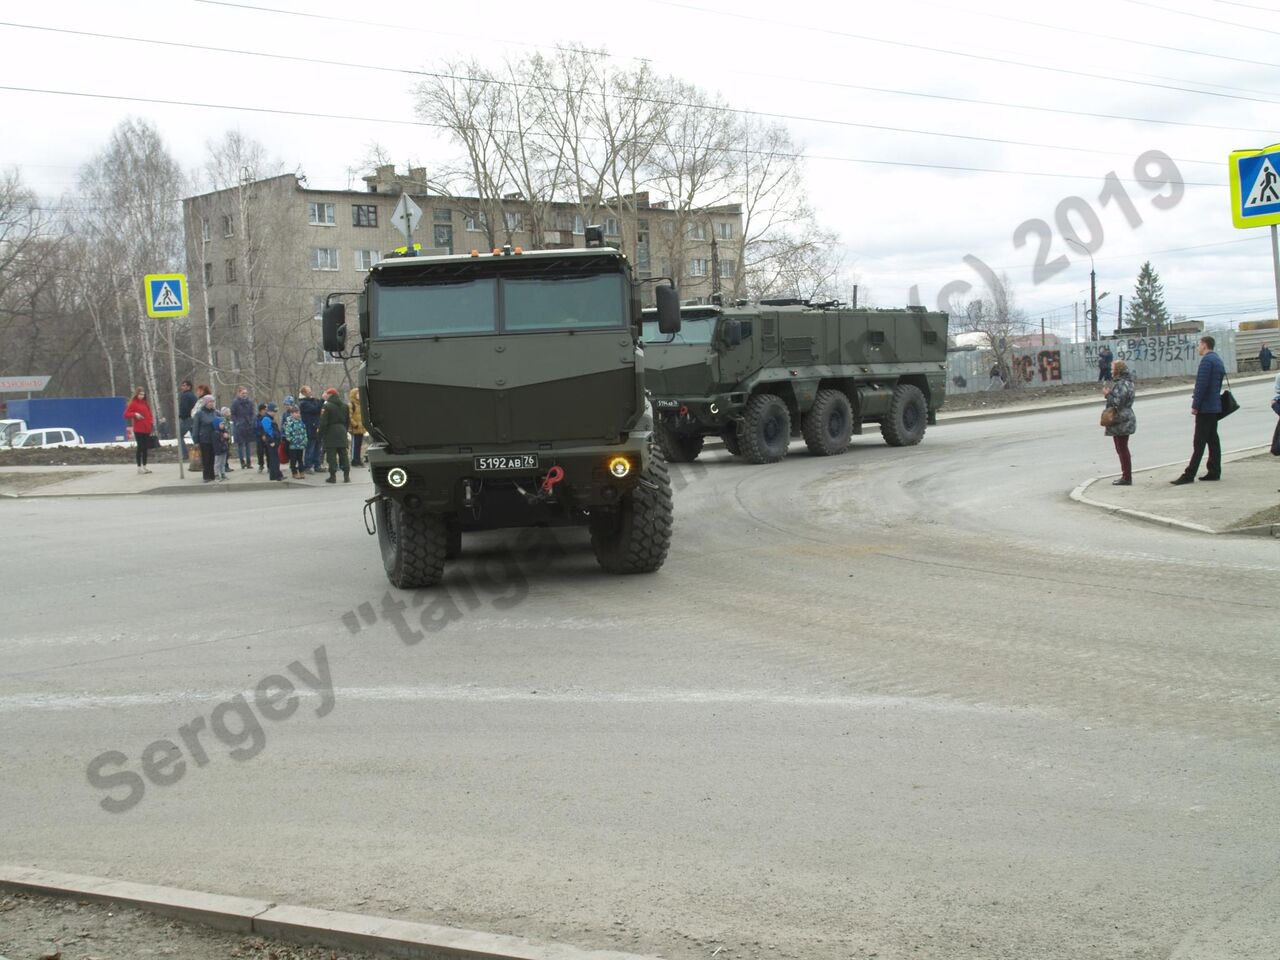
left=8, top=427, right=85, bottom=448
left=0, top=419, right=27, bottom=446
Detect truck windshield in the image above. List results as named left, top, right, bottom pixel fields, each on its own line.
left=642, top=316, right=715, bottom=345
left=372, top=273, right=625, bottom=338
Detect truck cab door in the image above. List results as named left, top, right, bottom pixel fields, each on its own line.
left=713, top=318, right=757, bottom=386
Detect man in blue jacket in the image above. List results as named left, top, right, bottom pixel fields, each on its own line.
left=1171, top=335, right=1226, bottom=484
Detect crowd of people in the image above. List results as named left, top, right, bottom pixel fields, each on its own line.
left=126, top=381, right=367, bottom=484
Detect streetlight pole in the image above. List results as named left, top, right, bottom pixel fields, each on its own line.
left=1065, top=237, right=1098, bottom=342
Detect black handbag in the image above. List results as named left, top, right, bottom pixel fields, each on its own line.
left=1220, top=374, right=1239, bottom=418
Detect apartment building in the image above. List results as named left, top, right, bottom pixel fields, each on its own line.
left=182, top=165, right=742, bottom=396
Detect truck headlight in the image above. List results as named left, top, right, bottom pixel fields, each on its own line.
left=387, top=467, right=408, bottom=488
left=608, top=456, right=632, bottom=478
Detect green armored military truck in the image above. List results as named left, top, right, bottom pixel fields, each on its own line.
left=322, top=235, right=682, bottom=589
left=642, top=299, right=948, bottom=464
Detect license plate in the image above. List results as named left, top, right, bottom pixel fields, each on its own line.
left=474, top=453, right=539, bottom=471
left=653, top=399, right=680, bottom=409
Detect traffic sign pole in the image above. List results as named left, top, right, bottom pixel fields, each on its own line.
left=167, top=313, right=184, bottom=479
left=1272, top=225, right=1280, bottom=334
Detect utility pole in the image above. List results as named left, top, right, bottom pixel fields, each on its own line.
left=1088, top=265, right=1099, bottom=342
left=1117, top=295, right=1123, bottom=335
left=1041, top=317, right=1045, bottom=346
left=852, top=285, right=858, bottom=308
left=1074, top=301, right=1079, bottom=342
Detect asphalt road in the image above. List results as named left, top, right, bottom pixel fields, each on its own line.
left=2, top=379, right=1277, bottom=960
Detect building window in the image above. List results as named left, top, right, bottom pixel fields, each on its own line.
left=229, top=304, right=240, bottom=326
left=689, top=258, right=709, bottom=277
left=465, top=213, right=487, bottom=232
left=311, top=248, right=339, bottom=271
left=719, top=259, right=736, bottom=278
left=206, top=306, right=215, bottom=328
left=201, top=218, right=210, bottom=242
left=222, top=214, right=233, bottom=237
left=604, top=217, right=619, bottom=237
left=352, top=203, right=377, bottom=227
left=355, top=249, right=379, bottom=270
left=503, top=211, right=523, bottom=232
left=225, top=259, right=237, bottom=283
left=308, top=202, right=336, bottom=226
left=232, top=349, right=242, bottom=371
left=202, top=262, right=212, bottom=284
left=686, top=222, right=706, bottom=241
left=573, top=215, right=584, bottom=235
left=317, top=348, right=344, bottom=364
left=659, top=261, right=672, bottom=278
left=433, top=208, right=452, bottom=223
left=715, top=221, right=734, bottom=240
left=313, top=295, right=325, bottom=319
left=211, top=349, right=220, bottom=367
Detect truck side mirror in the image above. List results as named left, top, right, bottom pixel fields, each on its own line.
left=322, top=303, right=347, bottom=353
left=656, top=284, right=681, bottom=334
left=723, top=319, right=742, bottom=347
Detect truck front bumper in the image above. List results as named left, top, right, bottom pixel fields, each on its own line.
left=365, top=437, right=650, bottom=514
left=651, top=395, right=744, bottom=432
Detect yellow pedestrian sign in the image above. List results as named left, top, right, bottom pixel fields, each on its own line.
left=144, top=273, right=189, bottom=318
left=1228, top=144, right=1280, bottom=229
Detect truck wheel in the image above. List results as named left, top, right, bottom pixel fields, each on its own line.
left=378, top=498, right=447, bottom=588
left=590, top=446, right=673, bottom=574
left=738, top=393, right=791, bottom=464
left=880, top=384, right=928, bottom=447
left=802, top=389, right=853, bottom=456
left=721, top=429, right=740, bottom=457
left=656, top=422, right=704, bottom=462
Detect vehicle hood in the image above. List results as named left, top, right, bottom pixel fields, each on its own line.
left=644, top=343, right=716, bottom=397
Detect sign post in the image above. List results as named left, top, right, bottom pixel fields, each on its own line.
left=143, top=273, right=189, bottom=479
left=1227, top=143, right=1280, bottom=329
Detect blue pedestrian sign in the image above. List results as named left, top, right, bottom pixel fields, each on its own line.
left=143, top=273, right=189, bottom=318
left=1228, top=144, right=1280, bottom=229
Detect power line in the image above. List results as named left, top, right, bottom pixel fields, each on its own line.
left=647, top=0, right=1280, bottom=106
left=1124, top=0, right=1280, bottom=37
left=0, top=84, right=1230, bottom=188
left=0, top=20, right=1227, bottom=168
left=182, top=3, right=1280, bottom=138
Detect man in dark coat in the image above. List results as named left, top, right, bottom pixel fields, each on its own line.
left=1097, top=345, right=1113, bottom=382
left=322, top=386, right=353, bottom=483
left=177, top=380, right=196, bottom=458
left=318, top=387, right=351, bottom=483
left=1259, top=343, right=1273, bottom=372
left=1172, top=335, right=1226, bottom=484
left=191, top=394, right=219, bottom=482
left=230, top=387, right=256, bottom=469
left=297, top=385, right=324, bottom=473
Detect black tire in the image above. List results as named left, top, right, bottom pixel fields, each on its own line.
left=377, top=498, right=447, bottom=588
left=656, top=422, right=704, bottom=463
left=590, top=445, right=673, bottom=574
left=738, top=393, right=791, bottom=464
left=802, top=388, right=854, bottom=456
left=880, top=384, right=928, bottom=447
left=721, top=429, right=741, bottom=457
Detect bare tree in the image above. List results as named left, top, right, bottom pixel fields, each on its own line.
left=77, top=118, right=186, bottom=408
left=952, top=271, right=1029, bottom=388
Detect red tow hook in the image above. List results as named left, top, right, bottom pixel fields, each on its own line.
left=540, top=465, right=565, bottom=496
left=679, top=405, right=689, bottom=418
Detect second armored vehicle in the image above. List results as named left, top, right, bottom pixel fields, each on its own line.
left=642, top=300, right=948, bottom=463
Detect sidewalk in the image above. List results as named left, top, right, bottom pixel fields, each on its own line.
left=0, top=462, right=350, bottom=498
left=1072, top=447, right=1280, bottom=537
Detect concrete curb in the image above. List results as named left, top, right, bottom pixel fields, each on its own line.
left=1069, top=445, right=1274, bottom=536
left=0, top=866, right=659, bottom=960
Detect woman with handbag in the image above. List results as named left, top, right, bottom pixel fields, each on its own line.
left=123, top=387, right=155, bottom=474
left=1101, top=359, right=1136, bottom=485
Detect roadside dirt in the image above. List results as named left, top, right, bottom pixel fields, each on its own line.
left=0, top=448, right=181, bottom=467
left=942, top=374, right=1196, bottom=412
left=0, top=472, right=87, bottom=496
left=0, top=892, right=381, bottom=960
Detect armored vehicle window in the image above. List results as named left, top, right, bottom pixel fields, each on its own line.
left=502, top=275, right=626, bottom=333
left=372, top=279, right=497, bottom=338
left=642, top=315, right=715, bottom=345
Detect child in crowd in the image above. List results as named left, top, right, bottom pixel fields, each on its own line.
left=285, top=405, right=308, bottom=479
left=213, top=406, right=231, bottom=481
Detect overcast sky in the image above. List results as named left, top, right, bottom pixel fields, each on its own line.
left=3, top=0, right=1279, bottom=340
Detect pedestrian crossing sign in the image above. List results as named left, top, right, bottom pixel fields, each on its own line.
left=1228, top=144, right=1280, bottom=228
left=144, top=273, right=189, bottom=318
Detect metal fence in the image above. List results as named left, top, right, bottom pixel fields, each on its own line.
left=946, top=330, right=1237, bottom=394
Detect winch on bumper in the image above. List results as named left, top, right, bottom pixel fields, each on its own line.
left=651, top=395, right=744, bottom=431
left=365, top=437, right=651, bottom=515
